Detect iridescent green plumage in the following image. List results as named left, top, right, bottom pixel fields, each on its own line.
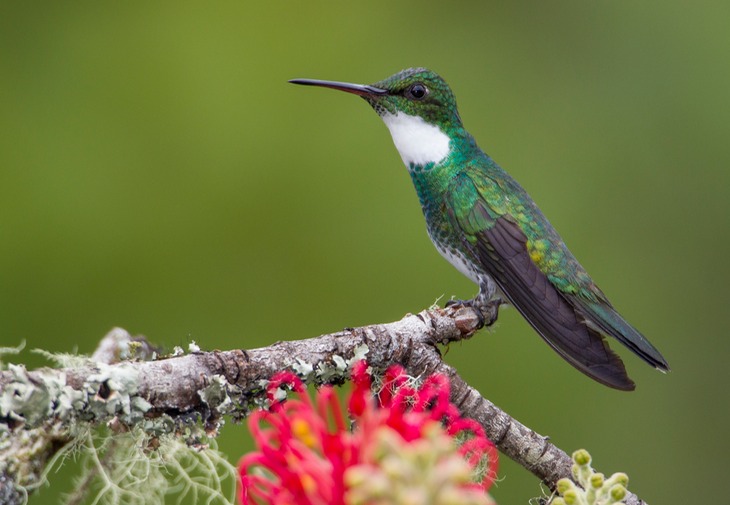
left=291, top=68, right=669, bottom=390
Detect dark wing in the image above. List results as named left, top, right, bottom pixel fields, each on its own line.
left=477, top=216, right=635, bottom=390
left=444, top=171, right=635, bottom=390
left=571, top=298, right=669, bottom=371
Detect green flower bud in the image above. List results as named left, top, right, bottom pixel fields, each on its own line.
left=556, top=478, right=574, bottom=495
left=608, top=472, right=629, bottom=488
left=571, top=465, right=580, bottom=481
left=610, top=484, right=626, bottom=502
left=563, top=489, right=578, bottom=505
left=590, top=472, right=604, bottom=488
left=572, top=449, right=591, bottom=467
left=541, top=450, right=634, bottom=505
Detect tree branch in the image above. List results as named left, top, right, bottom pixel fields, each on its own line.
left=0, top=305, right=646, bottom=504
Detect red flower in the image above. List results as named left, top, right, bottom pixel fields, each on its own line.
left=238, top=362, right=498, bottom=505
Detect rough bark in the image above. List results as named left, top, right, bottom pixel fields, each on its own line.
left=0, top=305, right=646, bottom=504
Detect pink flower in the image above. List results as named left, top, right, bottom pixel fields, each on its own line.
left=238, top=362, right=498, bottom=505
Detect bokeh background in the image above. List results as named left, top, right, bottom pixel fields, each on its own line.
left=2, top=2, right=728, bottom=503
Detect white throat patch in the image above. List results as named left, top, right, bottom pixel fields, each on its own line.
left=381, top=112, right=451, bottom=167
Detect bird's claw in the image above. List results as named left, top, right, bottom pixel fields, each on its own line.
left=445, top=297, right=501, bottom=329
left=445, top=298, right=467, bottom=308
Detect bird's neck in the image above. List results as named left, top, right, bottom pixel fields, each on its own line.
left=379, top=110, right=482, bottom=212
left=380, top=110, right=478, bottom=171
left=380, top=111, right=453, bottom=168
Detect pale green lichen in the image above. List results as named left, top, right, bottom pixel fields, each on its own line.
left=3, top=341, right=374, bottom=504
left=430, top=294, right=445, bottom=310
left=549, top=450, right=629, bottom=505
left=198, top=375, right=232, bottom=412
left=292, top=358, right=314, bottom=379
left=126, top=341, right=144, bottom=359
left=0, top=364, right=85, bottom=426
left=33, top=349, right=95, bottom=369
left=264, top=347, right=372, bottom=416
left=349, top=344, right=369, bottom=365
left=1, top=351, right=161, bottom=502
left=1, top=420, right=76, bottom=493
left=2, top=341, right=246, bottom=504
left=314, top=344, right=370, bottom=383
left=0, top=341, right=26, bottom=368
left=270, top=384, right=289, bottom=403
left=62, top=428, right=236, bottom=505
left=85, top=363, right=151, bottom=424
left=316, top=358, right=344, bottom=382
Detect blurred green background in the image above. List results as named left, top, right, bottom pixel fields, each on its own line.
left=1, top=1, right=728, bottom=503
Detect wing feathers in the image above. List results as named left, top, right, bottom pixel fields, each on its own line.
left=575, top=301, right=669, bottom=371
left=477, top=217, right=636, bottom=390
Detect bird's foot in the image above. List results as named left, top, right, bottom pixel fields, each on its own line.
left=445, top=296, right=502, bottom=329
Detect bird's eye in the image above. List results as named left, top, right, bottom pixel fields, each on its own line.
left=407, top=83, right=428, bottom=100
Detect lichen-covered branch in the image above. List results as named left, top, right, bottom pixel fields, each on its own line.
left=0, top=305, right=646, bottom=505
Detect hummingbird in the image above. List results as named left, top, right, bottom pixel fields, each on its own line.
left=290, top=68, right=669, bottom=390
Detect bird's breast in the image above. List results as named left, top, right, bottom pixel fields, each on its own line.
left=425, top=221, right=482, bottom=285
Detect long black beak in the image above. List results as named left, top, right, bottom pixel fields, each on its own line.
left=289, top=78, right=387, bottom=97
